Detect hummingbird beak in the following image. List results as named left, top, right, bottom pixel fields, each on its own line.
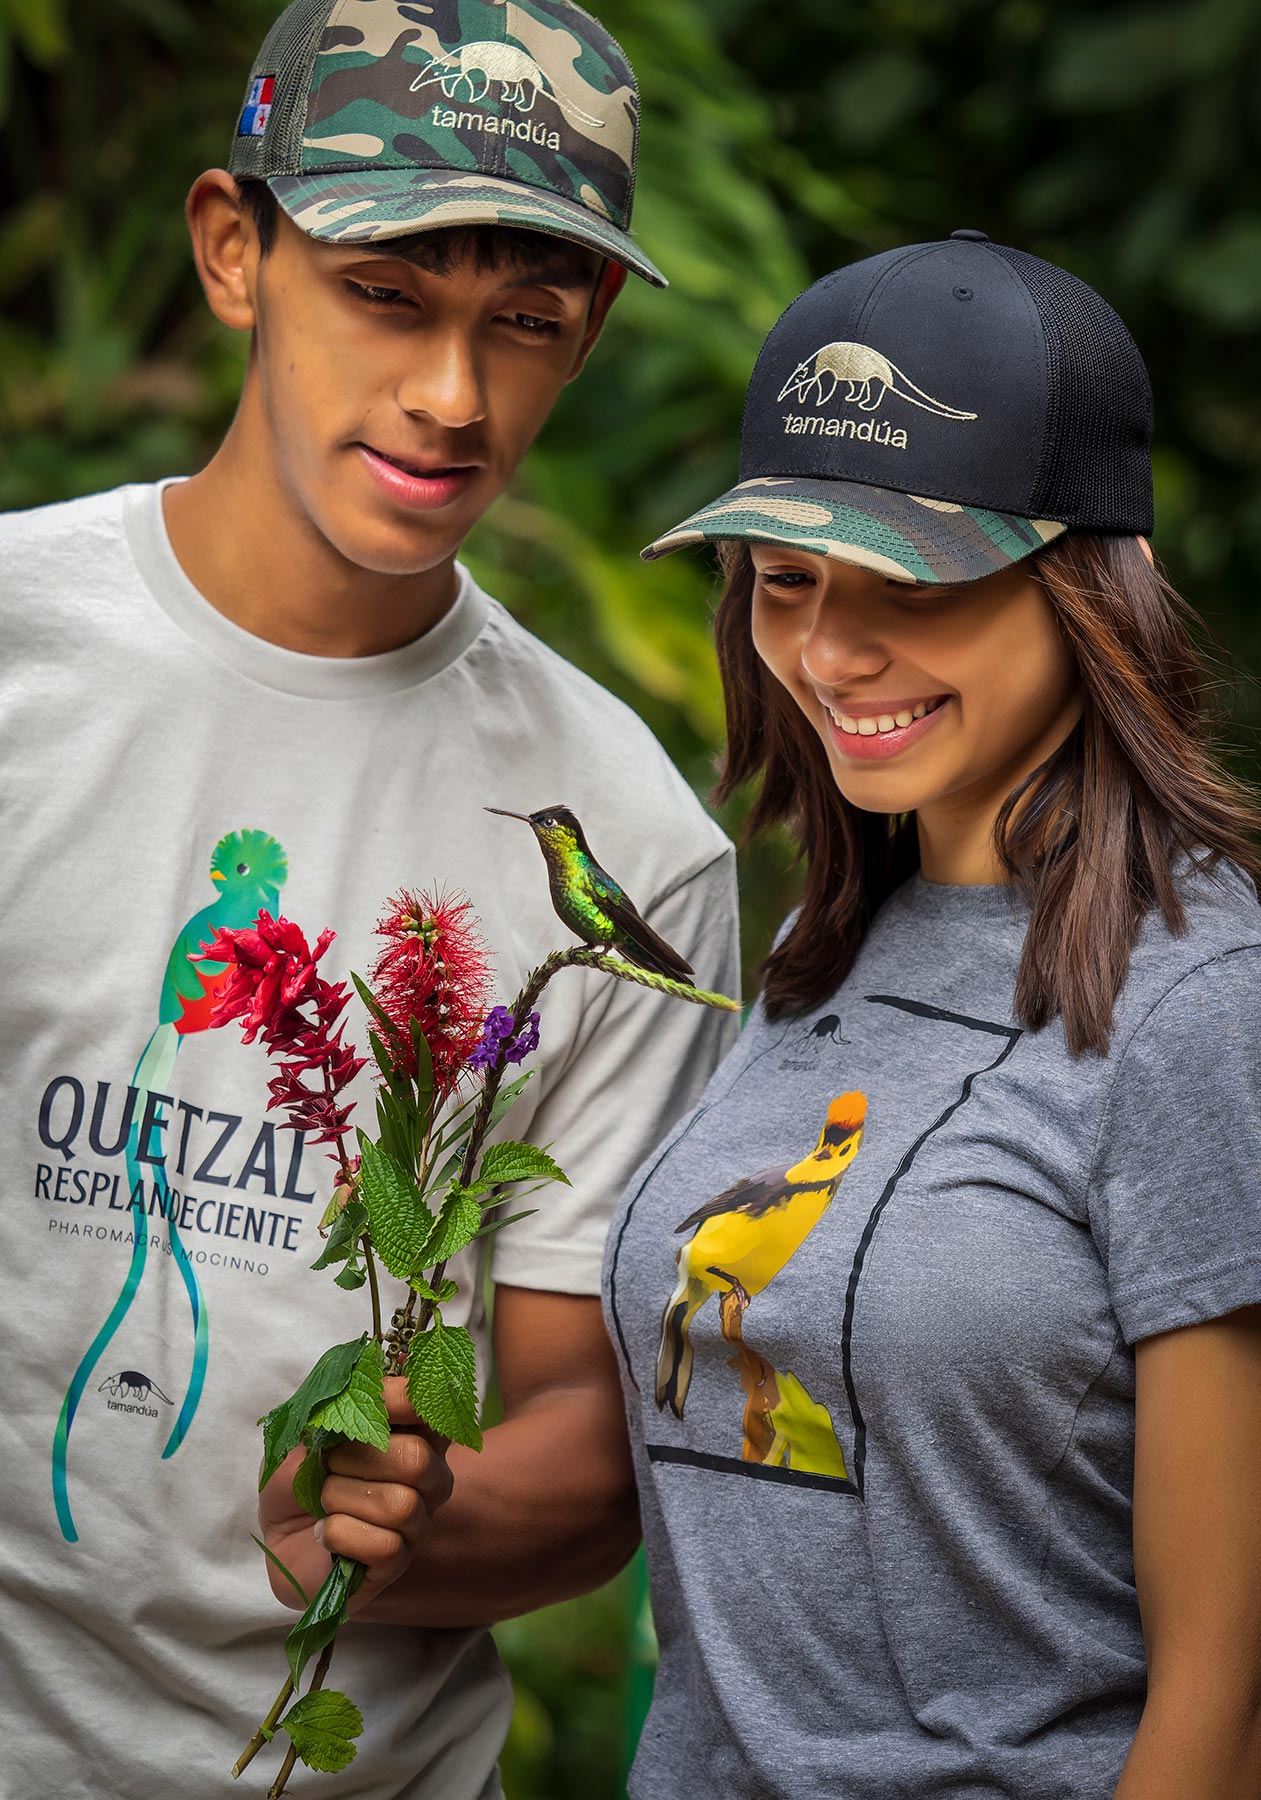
left=485, top=807, right=530, bottom=823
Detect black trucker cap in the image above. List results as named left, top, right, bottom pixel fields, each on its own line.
left=644, top=230, right=1153, bottom=583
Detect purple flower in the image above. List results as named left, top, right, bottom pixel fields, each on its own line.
left=467, top=1006, right=542, bottom=1073
left=504, top=1012, right=540, bottom=1065
left=467, top=1006, right=515, bottom=1072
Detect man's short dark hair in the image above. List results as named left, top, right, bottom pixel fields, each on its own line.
left=236, top=178, right=601, bottom=284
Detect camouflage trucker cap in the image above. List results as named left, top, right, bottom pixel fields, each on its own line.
left=645, top=232, right=1153, bottom=582
left=228, top=0, right=665, bottom=285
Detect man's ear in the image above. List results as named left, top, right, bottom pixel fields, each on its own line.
left=568, top=260, right=628, bottom=381
left=186, top=170, right=261, bottom=333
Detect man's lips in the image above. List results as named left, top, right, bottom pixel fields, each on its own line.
left=357, top=443, right=480, bottom=511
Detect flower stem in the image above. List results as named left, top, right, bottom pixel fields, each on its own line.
left=268, top=1642, right=335, bottom=1798
left=361, top=1236, right=383, bottom=1341
left=232, top=1674, right=294, bottom=1780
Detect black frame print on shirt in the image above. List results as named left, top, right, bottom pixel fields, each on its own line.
left=606, top=995, right=1022, bottom=1501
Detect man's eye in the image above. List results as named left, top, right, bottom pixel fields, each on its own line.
left=346, top=281, right=412, bottom=308
left=507, top=312, right=562, bottom=337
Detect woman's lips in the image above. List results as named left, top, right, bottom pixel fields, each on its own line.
left=823, top=696, right=950, bottom=761
left=357, top=444, right=478, bottom=512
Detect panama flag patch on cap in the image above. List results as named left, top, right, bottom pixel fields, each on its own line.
left=237, top=75, right=275, bottom=138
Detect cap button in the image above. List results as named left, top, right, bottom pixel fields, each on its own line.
left=950, top=228, right=989, bottom=242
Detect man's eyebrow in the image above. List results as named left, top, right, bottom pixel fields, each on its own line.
left=492, top=261, right=598, bottom=292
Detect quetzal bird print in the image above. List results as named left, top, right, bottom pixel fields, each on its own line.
left=655, top=1092, right=867, bottom=1476
left=52, top=829, right=288, bottom=1542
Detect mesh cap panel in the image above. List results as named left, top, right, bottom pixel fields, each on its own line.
left=990, top=244, right=1153, bottom=533
left=228, top=0, right=335, bottom=180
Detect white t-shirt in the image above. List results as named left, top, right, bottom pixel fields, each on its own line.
left=0, top=482, right=739, bottom=1800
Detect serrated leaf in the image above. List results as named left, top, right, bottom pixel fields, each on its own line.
left=358, top=1139, right=432, bottom=1278
left=284, top=1556, right=364, bottom=1687
left=405, top=1317, right=482, bottom=1451
left=250, top=1532, right=311, bottom=1607
left=310, top=1198, right=367, bottom=1270
left=308, top=1339, right=390, bottom=1452
left=259, top=1337, right=367, bottom=1490
left=281, top=1687, right=364, bottom=1775
left=420, top=1182, right=483, bottom=1266
left=292, top=1430, right=336, bottom=1519
left=408, top=1274, right=458, bottom=1303
left=478, top=1140, right=569, bottom=1190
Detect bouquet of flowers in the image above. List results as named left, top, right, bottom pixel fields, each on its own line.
left=198, top=807, right=737, bottom=1794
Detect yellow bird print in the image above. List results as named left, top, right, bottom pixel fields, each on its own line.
left=655, top=1092, right=868, bottom=1419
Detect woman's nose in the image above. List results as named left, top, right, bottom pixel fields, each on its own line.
left=799, top=589, right=889, bottom=688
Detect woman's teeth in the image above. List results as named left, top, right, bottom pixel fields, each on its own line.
left=828, top=700, right=938, bottom=736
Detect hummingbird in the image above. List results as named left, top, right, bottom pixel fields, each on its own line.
left=486, top=804, right=695, bottom=984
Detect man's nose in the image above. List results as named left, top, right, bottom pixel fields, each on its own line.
left=397, top=331, right=487, bottom=430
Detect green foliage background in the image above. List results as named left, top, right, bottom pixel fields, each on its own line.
left=3, top=2, right=1259, bottom=1795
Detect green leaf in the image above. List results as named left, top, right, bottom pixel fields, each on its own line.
left=478, top=1140, right=569, bottom=1190
left=250, top=1533, right=311, bottom=1608
left=308, top=1339, right=391, bottom=1452
left=357, top=1139, right=432, bottom=1279
left=475, top=1207, right=536, bottom=1241
left=409, top=1018, right=435, bottom=1129
left=281, top=1687, right=364, bottom=1775
left=405, top=1317, right=482, bottom=1451
left=310, top=1197, right=367, bottom=1270
left=291, top=1430, right=337, bottom=1520
left=334, top=1259, right=367, bottom=1291
left=259, top=1337, right=367, bottom=1490
left=408, top=1274, right=458, bottom=1304
left=421, top=1182, right=484, bottom=1265
left=284, top=1556, right=365, bottom=1687
left=486, top=1070, right=535, bottom=1134
left=351, top=971, right=394, bottom=1038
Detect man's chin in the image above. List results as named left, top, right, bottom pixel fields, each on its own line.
left=325, top=507, right=478, bottom=581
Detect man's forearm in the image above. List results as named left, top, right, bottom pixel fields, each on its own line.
left=356, top=1385, right=640, bottom=1628
left=1114, top=1683, right=1261, bottom=1799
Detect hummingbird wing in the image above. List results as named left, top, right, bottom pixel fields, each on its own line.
left=595, top=878, right=696, bottom=983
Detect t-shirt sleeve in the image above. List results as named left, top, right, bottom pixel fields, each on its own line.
left=1089, top=946, right=1261, bottom=1344
left=488, top=845, right=741, bottom=1294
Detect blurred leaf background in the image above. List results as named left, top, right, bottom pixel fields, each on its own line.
left=3, top=2, right=1259, bottom=1794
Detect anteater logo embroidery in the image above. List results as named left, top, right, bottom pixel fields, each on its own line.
left=409, top=42, right=606, bottom=128
left=778, top=341, right=978, bottom=420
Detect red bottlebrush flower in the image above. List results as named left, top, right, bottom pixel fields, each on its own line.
left=368, top=888, right=493, bottom=1094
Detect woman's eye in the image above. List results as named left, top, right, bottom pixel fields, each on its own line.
left=347, top=281, right=412, bottom=308
left=756, top=570, right=814, bottom=593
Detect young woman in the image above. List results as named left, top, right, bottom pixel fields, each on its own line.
left=603, top=233, right=1261, bottom=1798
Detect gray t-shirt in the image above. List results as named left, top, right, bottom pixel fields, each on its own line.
left=604, top=863, right=1261, bottom=1799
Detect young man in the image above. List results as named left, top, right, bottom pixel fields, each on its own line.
left=0, top=4, right=738, bottom=1795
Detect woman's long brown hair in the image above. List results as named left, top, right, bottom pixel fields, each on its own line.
left=713, top=533, right=1261, bottom=1055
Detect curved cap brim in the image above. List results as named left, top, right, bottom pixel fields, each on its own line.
left=269, top=168, right=665, bottom=287
left=642, top=476, right=1066, bottom=583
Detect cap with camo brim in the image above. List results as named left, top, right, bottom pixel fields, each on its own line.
left=644, top=231, right=1153, bottom=580
left=229, top=0, right=665, bottom=286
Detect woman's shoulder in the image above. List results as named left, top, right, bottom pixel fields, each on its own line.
left=1113, top=857, right=1261, bottom=1059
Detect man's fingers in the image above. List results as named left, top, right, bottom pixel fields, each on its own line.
left=320, top=1475, right=425, bottom=1537
left=319, top=1513, right=408, bottom=1575
left=327, top=1431, right=453, bottom=1505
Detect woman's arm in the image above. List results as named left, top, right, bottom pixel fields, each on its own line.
left=1113, top=1303, right=1261, bottom=1799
